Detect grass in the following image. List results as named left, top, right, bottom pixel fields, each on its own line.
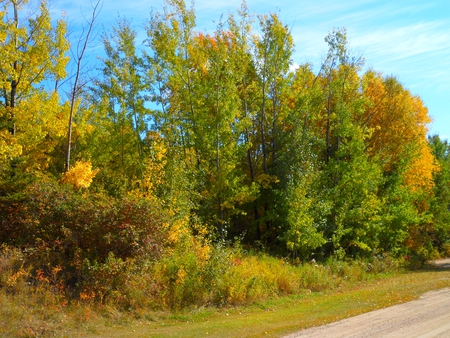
left=2, top=263, right=450, bottom=338
left=84, top=266, right=450, bottom=338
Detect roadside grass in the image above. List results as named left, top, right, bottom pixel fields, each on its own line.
left=2, top=253, right=450, bottom=338
left=77, top=267, right=450, bottom=338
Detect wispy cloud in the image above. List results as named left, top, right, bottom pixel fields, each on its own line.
left=43, top=0, right=450, bottom=137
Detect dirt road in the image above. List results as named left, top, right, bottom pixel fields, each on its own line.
left=284, top=259, right=450, bottom=338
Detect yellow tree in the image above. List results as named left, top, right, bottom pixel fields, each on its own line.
left=362, top=72, right=438, bottom=195
left=0, top=0, right=69, bottom=175
left=361, top=71, right=439, bottom=255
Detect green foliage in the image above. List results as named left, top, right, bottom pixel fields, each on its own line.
left=283, top=176, right=326, bottom=259
left=428, top=134, right=450, bottom=254
left=84, top=18, right=150, bottom=195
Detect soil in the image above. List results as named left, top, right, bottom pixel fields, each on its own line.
left=283, top=259, right=450, bottom=338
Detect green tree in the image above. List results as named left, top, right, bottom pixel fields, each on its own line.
left=87, top=18, right=150, bottom=195
left=428, top=135, right=450, bottom=253
left=225, top=2, right=262, bottom=241
left=145, top=0, right=197, bottom=153
left=189, top=28, right=251, bottom=236
left=143, top=0, right=202, bottom=222
left=315, top=28, right=383, bottom=258
left=145, top=1, right=257, bottom=238
left=252, top=12, right=294, bottom=245
left=278, top=64, right=326, bottom=258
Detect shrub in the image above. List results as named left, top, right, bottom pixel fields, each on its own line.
left=0, top=180, right=167, bottom=299
left=152, top=229, right=231, bottom=309
left=441, top=242, right=450, bottom=257
left=61, top=160, right=99, bottom=189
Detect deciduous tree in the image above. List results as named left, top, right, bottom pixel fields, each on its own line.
left=0, top=0, right=69, bottom=179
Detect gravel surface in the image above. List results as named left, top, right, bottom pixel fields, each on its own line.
left=284, top=259, right=450, bottom=338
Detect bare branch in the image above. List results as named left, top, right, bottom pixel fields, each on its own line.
left=65, top=0, right=102, bottom=172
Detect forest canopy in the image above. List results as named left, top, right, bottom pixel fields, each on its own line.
left=1, top=0, right=450, bottom=300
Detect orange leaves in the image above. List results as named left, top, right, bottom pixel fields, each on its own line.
left=362, top=71, right=438, bottom=199
left=191, top=30, right=236, bottom=77
left=194, top=30, right=235, bottom=50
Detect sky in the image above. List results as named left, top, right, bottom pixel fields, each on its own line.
left=46, top=0, right=450, bottom=139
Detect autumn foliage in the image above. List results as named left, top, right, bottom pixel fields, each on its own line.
left=0, top=0, right=449, bottom=311
left=61, top=160, right=99, bottom=189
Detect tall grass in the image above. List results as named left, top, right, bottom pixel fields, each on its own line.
left=0, top=240, right=401, bottom=320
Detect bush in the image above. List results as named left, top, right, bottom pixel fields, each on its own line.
left=0, top=180, right=167, bottom=299
left=152, top=230, right=231, bottom=309
left=441, top=242, right=450, bottom=257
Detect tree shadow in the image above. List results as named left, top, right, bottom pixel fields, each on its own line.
left=412, top=259, right=450, bottom=272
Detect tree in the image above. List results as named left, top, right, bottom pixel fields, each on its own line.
left=145, top=0, right=252, bottom=238
left=362, top=72, right=436, bottom=182
left=225, top=2, right=262, bottom=241
left=189, top=28, right=251, bottom=236
left=145, top=0, right=197, bottom=152
left=65, top=0, right=101, bottom=172
left=252, top=12, right=294, bottom=245
left=313, top=28, right=383, bottom=257
left=361, top=71, right=438, bottom=257
left=278, top=63, right=325, bottom=258
left=0, top=0, right=69, bottom=179
left=86, top=17, right=150, bottom=194
left=428, top=135, right=450, bottom=252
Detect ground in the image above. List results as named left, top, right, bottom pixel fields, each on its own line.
left=283, top=259, right=450, bottom=338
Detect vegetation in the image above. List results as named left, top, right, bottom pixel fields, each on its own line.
left=1, top=0, right=450, bottom=335
left=2, top=246, right=450, bottom=337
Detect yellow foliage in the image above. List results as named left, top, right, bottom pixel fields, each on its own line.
left=256, top=173, right=279, bottom=189
left=0, top=130, right=22, bottom=161
left=130, top=131, right=167, bottom=201
left=362, top=72, right=438, bottom=198
left=166, top=218, right=190, bottom=245
left=404, top=138, right=440, bottom=194
left=363, top=73, right=432, bottom=173
left=61, top=160, right=99, bottom=189
left=175, top=266, right=187, bottom=285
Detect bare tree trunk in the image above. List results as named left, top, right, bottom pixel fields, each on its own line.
left=8, top=2, right=19, bottom=136
left=65, top=0, right=101, bottom=172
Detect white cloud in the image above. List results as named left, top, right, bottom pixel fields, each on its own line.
left=42, top=0, right=450, bottom=137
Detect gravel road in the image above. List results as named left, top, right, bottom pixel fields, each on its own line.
left=284, top=259, right=450, bottom=338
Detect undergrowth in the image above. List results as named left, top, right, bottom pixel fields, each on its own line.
left=0, top=241, right=402, bottom=337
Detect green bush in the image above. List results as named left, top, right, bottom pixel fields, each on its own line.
left=152, top=233, right=232, bottom=309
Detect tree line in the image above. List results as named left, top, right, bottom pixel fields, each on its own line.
left=1, top=0, right=450, bottom=263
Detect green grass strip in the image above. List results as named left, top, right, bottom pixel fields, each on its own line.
left=23, top=266, right=447, bottom=338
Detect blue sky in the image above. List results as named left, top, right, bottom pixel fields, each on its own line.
left=48, top=0, right=450, bottom=139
